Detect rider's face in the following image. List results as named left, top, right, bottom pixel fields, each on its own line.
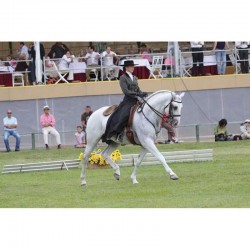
left=126, top=66, right=134, bottom=73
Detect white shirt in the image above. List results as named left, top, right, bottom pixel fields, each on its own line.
left=84, top=52, right=100, bottom=66
left=235, top=41, right=249, bottom=49
left=126, top=71, right=134, bottom=81
left=190, top=41, right=204, bottom=48
left=58, top=55, right=73, bottom=70
left=101, top=51, right=117, bottom=66
left=3, top=116, right=18, bottom=131
left=17, top=45, right=29, bottom=60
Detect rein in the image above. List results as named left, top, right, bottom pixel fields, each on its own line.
left=137, top=92, right=182, bottom=132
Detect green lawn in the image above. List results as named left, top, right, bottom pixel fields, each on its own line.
left=0, top=141, right=250, bottom=208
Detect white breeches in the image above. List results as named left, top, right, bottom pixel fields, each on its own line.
left=42, top=126, right=61, bottom=145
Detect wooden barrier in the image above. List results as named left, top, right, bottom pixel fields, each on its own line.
left=2, top=159, right=81, bottom=174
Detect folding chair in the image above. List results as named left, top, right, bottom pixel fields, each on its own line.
left=180, top=56, right=192, bottom=77
left=12, top=72, right=24, bottom=87
left=89, top=68, right=99, bottom=81
left=229, top=53, right=241, bottom=74
left=148, top=56, right=163, bottom=79
left=53, top=62, right=70, bottom=84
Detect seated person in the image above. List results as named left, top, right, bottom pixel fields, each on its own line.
left=140, top=44, right=152, bottom=64
left=101, top=46, right=119, bottom=80
left=5, top=55, right=17, bottom=69
left=240, top=119, right=250, bottom=139
left=214, top=118, right=228, bottom=141
left=83, top=46, right=100, bottom=81
left=3, top=110, right=21, bottom=152
left=58, top=50, right=74, bottom=82
left=74, top=126, right=86, bottom=148
left=45, top=56, right=58, bottom=83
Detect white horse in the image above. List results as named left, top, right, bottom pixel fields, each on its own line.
left=80, top=90, right=185, bottom=186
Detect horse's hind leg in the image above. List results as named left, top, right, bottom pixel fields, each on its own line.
left=101, top=142, right=120, bottom=180
left=130, top=147, right=148, bottom=184
left=142, top=138, right=178, bottom=180
left=80, top=137, right=100, bottom=186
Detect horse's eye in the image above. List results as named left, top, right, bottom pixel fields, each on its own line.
left=173, top=106, right=178, bottom=111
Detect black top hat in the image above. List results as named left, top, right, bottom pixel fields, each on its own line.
left=120, top=60, right=138, bottom=67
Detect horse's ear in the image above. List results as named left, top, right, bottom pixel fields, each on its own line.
left=179, top=92, right=185, bottom=98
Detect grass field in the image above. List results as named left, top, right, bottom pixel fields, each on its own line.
left=0, top=141, right=250, bottom=208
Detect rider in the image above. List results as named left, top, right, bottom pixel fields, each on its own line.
left=102, top=60, right=148, bottom=144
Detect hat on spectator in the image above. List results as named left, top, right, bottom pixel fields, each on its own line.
left=43, top=105, right=50, bottom=110
left=244, top=119, right=250, bottom=123
left=120, top=60, right=138, bottom=67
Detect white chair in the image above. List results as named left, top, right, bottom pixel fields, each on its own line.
left=148, top=56, right=163, bottom=79
left=12, top=73, right=24, bottom=87
left=89, top=68, right=99, bottom=81
left=53, top=62, right=70, bottom=84
left=229, top=53, right=241, bottom=73
left=180, top=56, right=192, bottom=77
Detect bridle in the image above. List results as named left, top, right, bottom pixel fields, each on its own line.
left=137, top=92, right=182, bottom=133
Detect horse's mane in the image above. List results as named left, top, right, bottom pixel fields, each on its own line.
left=146, top=90, right=173, bottom=100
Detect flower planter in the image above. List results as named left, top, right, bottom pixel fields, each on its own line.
left=87, top=163, right=111, bottom=169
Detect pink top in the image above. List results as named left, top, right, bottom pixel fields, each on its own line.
left=40, top=113, right=56, bottom=127
left=141, top=51, right=152, bottom=62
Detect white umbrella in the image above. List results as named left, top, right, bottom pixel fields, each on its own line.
left=34, top=41, right=42, bottom=83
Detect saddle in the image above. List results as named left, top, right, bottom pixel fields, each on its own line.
left=103, top=105, right=118, bottom=116
left=126, top=102, right=141, bottom=145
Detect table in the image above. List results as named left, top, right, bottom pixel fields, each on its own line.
left=0, top=66, right=14, bottom=86
left=119, top=58, right=150, bottom=79
left=69, top=61, right=87, bottom=82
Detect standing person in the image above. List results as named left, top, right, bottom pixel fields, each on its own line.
left=83, top=46, right=100, bottom=81
left=28, top=42, right=45, bottom=85
left=240, top=119, right=250, bottom=139
left=101, top=46, right=119, bottom=80
left=3, top=110, right=21, bottom=152
left=47, top=42, right=69, bottom=60
left=190, top=41, right=205, bottom=76
left=74, top=126, right=86, bottom=148
left=81, top=106, right=93, bottom=132
left=161, top=113, right=177, bottom=144
left=40, top=105, right=61, bottom=149
left=212, top=42, right=230, bottom=75
left=16, top=42, right=29, bottom=60
left=101, top=60, right=147, bottom=144
left=235, top=41, right=249, bottom=74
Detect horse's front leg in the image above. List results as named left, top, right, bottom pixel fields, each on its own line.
left=130, top=147, right=148, bottom=184
left=102, top=143, right=120, bottom=180
left=141, top=138, right=178, bottom=180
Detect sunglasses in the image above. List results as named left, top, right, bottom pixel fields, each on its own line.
left=7, top=112, right=12, bottom=114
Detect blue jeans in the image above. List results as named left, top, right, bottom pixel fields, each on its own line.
left=215, top=50, right=226, bottom=74
left=3, top=130, right=21, bottom=151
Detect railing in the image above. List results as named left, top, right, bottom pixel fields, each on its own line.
left=0, top=122, right=243, bottom=151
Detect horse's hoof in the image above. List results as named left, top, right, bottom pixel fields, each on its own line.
left=81, top=180, right=87, bottom=186
left=133, top=180, right=139, bottom=184
left=113, top=173, right=120, bottom=180
left=170, top=174, right=179, bottom=180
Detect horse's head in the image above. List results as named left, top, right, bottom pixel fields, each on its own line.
left=167, top=92, right=185, bottom=128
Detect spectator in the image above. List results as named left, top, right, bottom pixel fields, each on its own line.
left=240, top=119, right=250, bottom=140
left=15, top=53, right=28, bottom=84
left=140, top=44, right=152, bottom=64
left=101, top=46, right=119, bottom=80
left=190, top=41, right=205, bottom=76
left=161, top=114, right=177, bottom=144
left=3, top=110, right=21, bottom=152
left=28, top=42, right=45, bottom=85
left=47, top=42, right=69, bottom=59
left=5, top=55, right=17, bottom=69
left=78, top=49, right=85, bottom=62
left=214, top=118, right=228, bottom=141
left=58, top=50, right=74, bottom=82
left=40, top=105, right=61, bottom=149
left=44, top=56, right=58, bottom=83
left=16, top=42, right=29, bottom=60
left=81, top=106, right=93, bottom=132
left=235, top=41, right=249, bottom=74
left=212, top=42, right=230, bottom=75
left=74, top=126, right=86, bottom=148
left=83, top=46, right=100, bottom=81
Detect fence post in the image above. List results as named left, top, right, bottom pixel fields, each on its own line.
left=31, top=133, right=35, bottom=150
left=195, top=124, right=200, bottom=142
